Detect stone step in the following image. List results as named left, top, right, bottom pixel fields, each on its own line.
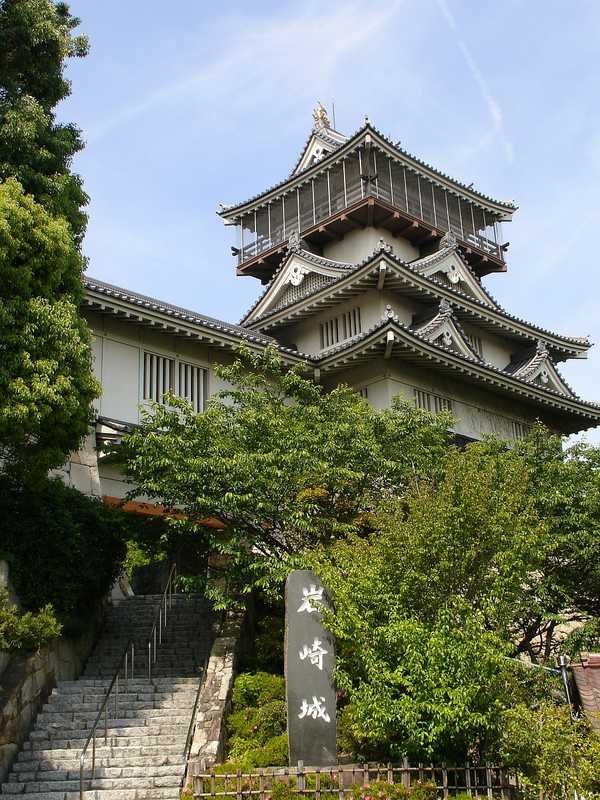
left=4, top=592, right=214, bottom=797
left=0, top=789, right=181, bottom=799
left=34, top=715, right=192, bottom=731
left=17, top=743, right=186, bottom=764
left=8, top=763, right=184, bottom=781
left=2, top=773, right=183, bottom=793
left=27, top=729, right=188, bottom=748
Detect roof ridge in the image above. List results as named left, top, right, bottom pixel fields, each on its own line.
left=238, top=246, right=353, bottom=325
left=245, top=249, right=591, bottom=349
left=221, top=122, right=516, bottom=217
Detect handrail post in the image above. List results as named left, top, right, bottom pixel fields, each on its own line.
left=80, top=752, right=84, bottom=800
left=131, top=642, right=135, bottom=680
left=92, top=729, right=96, bottom=778
left=148, top=639, right=152, bottom=681
left=159, top=607, right=162, bottom=645
left=104, top=703, right=107, bottom=745
left=115, top=674, right=119, bottom=718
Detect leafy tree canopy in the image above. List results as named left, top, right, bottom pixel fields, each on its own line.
left=0, top=0, right=89, bottom=239
left=309, top=431, right=600, bottom=767
left=120, top=346, right=452, bottom=605
left=0, top=178, right=98, bottom=476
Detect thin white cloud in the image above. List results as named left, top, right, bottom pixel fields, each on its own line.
left=87, top=1, right=403, bottom=143
left=435, top=0, right=513, bottom=163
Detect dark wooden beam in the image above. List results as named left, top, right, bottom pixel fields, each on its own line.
left=367, top=197, right=375, bottom=226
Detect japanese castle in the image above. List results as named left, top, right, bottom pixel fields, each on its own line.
left=66, top=104, right=600, bottom=499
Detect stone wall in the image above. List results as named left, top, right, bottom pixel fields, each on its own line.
left=0, top=562, right=101, bottom=782
left=187, top=610, right=244, bottom=774
left=51, top=431, right=102, bottom=497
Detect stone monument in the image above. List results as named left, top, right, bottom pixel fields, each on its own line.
left=285, top=569, right=336, bottom=766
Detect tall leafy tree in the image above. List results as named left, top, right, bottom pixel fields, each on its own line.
left=309, top=435, right=600, bottom=764
left=0, top=1, right=98, bottom=478
left=120, top=346, right=452, bottom=605
left=0, top=0, right=89, bottom=239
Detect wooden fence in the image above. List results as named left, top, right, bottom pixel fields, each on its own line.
left=189, top=761, right=520, bottom=799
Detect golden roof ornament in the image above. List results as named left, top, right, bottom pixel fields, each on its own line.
left=312, top=101, right=331, bottom=130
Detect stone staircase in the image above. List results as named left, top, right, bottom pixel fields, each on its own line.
left=2, top=593, right=214, bottom=799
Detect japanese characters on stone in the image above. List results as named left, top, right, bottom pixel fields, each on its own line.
left=285, top=569, right=336, bottom=766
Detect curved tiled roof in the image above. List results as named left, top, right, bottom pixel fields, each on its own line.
left=245, top=245, right=591, bottom=353
left=239, top=246, right=353, bottom=324
left=412, top=299, right=485, bottom=363
left=412, top=244, right=501, bottom=309
left=83, top=276, right=289, bottom=350
left=315, top=312, right=600, bottom=415
left=220, top=122, right=516, bottom=217
left=81, top=274, right=599, bottom=426
left=290, top=125, right=348, bottom=176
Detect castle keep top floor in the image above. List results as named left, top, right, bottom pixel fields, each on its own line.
left=219, top=108, right=516, bottom=284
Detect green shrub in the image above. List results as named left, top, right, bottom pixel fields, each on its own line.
left=240, top=733, right=289, bottom=769
left=0, top=475, right=127, bottom=631
left=0, top=590, right=62, bottom=652
left=498, top=703, right=600, bottom=798
left=221, top=671, right=288, bottom=769
left=351, top=781, right=436, bottom=800
left=232, top=671, right=286, bottom=709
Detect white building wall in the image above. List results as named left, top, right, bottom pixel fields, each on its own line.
left=277, top=291, right=425, bottom=354
left=75, top=310, right=236, bottom=500
left=323, top=227, right=419, bottom=263
left=324, top=359, right=538, bottom=441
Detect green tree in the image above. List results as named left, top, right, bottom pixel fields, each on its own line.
left=508, top=426, right=600, bottom=660
left=310, top=437, right=600, bottom=762
left=120, top=346, right=452, bottom=605
left=311, top=443, right=544, bottom=761
left=498, top=703, right=600, bottom=799
left=0, top=0, right=89, bottom=239
left=0, top=178, right=98, bottom=476
left=0, top=1, right=98, bottom=477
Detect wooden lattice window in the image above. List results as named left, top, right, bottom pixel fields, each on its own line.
left=143, top=352, right=206, bottom=413
left=320, top=307, right=362, bottom=348
left=414, top=389, right=453, bottom=414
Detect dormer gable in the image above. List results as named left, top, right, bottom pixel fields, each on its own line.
left=292, top=103, right=348, bottom=175
left=411, top=299, right=483, bottom=361
left=413, top=233, right=499, bottom=309
left=243, top=237, right=352, bottom=324
left=506, top=341, right=575, bottom=397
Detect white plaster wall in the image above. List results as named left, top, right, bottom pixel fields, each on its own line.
left=277, top=291, right=425, bottom=354
left=325, top=359, right=539, bottom=441
left=85, top=312, right=217, bottom=426
left=323, top=227, right=418, bottom=263
left=100, top=338, right=140, bottom=423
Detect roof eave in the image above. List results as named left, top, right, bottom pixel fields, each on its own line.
left=315, top=320, right=600, bottom=426
left=245, top=252, right=590, bottom=358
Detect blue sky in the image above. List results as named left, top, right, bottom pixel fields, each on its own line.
left=61, top=1, right=600, bottom=440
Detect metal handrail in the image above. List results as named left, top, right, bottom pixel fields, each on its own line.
left=79, top=563, right=177, bottom=799
left=79, top=638, right=135, bottom=798
left=181, top=654, right=209, bottom=788
left=147, top=562, right=177, bottom=681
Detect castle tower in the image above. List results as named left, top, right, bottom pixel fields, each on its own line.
left=220, top=105, right=599, bottom=440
